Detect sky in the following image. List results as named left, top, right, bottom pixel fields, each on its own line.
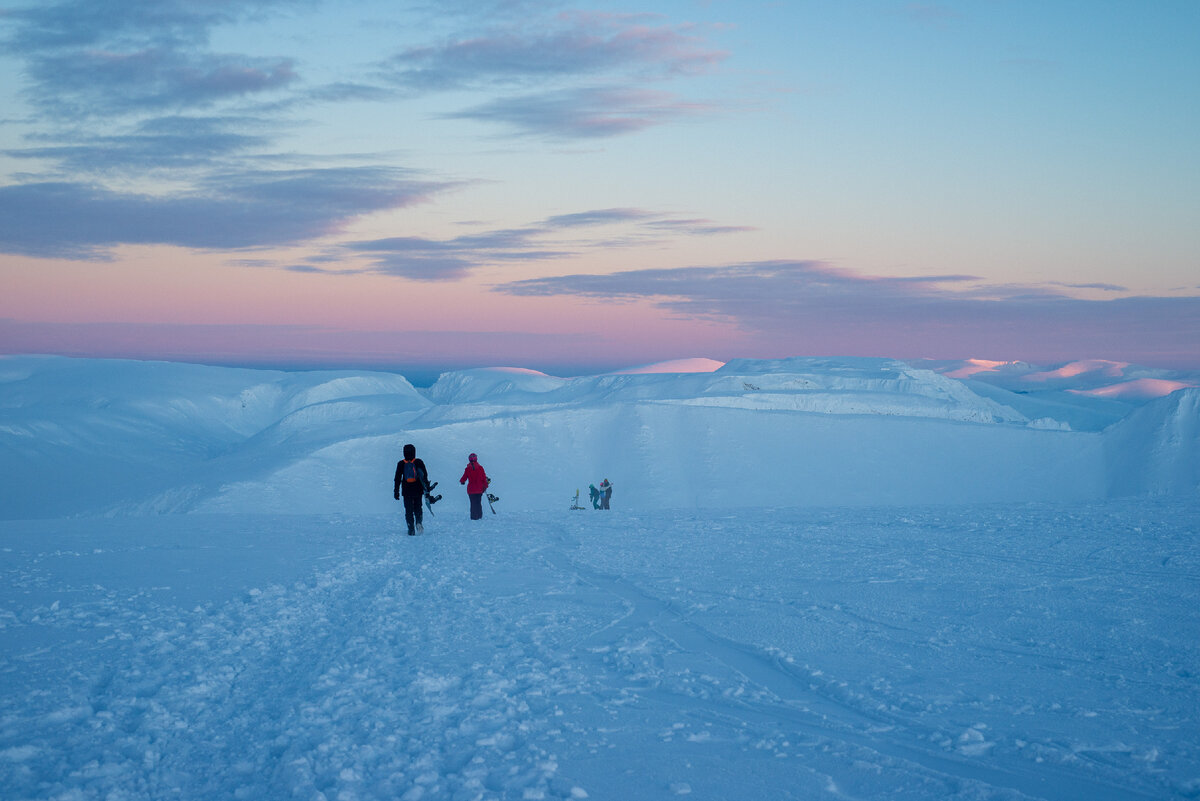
left=1, top=0, right=1198, bottom=376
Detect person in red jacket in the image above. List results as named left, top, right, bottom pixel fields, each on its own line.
left=459, top=453, right=489, bottom=520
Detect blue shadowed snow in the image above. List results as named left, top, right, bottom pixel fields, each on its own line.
left=1, top=503, right=1198, bottom=800
left=1, top=354, right=1198, bottom=799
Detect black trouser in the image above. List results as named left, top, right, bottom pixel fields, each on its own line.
left=403, top=494, right=423, bottom=532
left=469, top=493, right=483, bottom=520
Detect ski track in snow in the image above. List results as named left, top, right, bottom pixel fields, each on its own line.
left=2, top=500, right=1198, bottom=800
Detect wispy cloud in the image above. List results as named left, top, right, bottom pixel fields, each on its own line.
left=502, top=260, right=851, bottom=310
left=385, top=12, right=728, bottom=138
left=543, top=207, right=657, bottom=227
left=0, top=168, right=446, bottom=259
left=900, top=3, right=960, bottom=27
left=642, top=217, right=756, bottom=236
left=344, top=207, right=750, bottom=280
left=445, top=86, right=714, bottom=138
left=1, top=0, right=738, bottom=272
left=540, top=207, right=753, bottom=235
left=1, top=0, right=318, bottom=209
left=6, top=0, right=249, bottom=52
left=497, top=260, right=1200, bottom=365
left=26, top=49, right=297, bottom=117
left=6, top=0, right=303, bottom=116
left=0, top=1, right=459, bottom=260
left=385, top=12, right=727, bottom=90
left=0, top=0, right=390, bottom=184
left=8, top=116, right=271, bottom=172
left=345, top=229, right=569, bottom=281
left=1053, top=281, right=1128, bottom=292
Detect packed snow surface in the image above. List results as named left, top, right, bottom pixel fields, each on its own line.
left=2, top=503, right=1197, bottom=800
left=1, top=354, right=1198, bottom=799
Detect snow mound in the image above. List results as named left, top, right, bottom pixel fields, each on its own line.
left=919, top=357, right=1200, bottom=431
left=940, top=359, right=1035, bottom=379
left=609, top=358, right=726, bottom=374
left=1025, top=359, right=1130, bottom=382
left=426, top=367, right=567, bottom=404
left=1071, top=378, right=1197, bottom=400
left=281, top=373, right=426, bottom=414
left=710, top=357, right=1028, bottom=424
left=0, top=357, right=428, bottom=518
left=1105, top=388, right=1200, bottom=497
left=925, top=357, right=1200, bottom=396
left=427, top=357, right=1031, bottom=424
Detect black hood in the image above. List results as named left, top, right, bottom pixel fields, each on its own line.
left=403, top=443, right=416, bottom=460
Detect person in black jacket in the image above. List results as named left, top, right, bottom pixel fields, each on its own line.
left=394, top=443, right=430, bottom=535
left=599, top=478, right=612, bottom=510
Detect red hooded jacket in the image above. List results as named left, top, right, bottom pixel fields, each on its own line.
left=460, top=461, right=488, bottom=494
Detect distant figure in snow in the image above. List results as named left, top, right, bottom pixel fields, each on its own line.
left=394, top=443, right=430, bottom=535
left=460, top=453, right=489, bottom=520
left=599, top=478, right=612, bottom=510
left=589, top=483, right=601, bottom=510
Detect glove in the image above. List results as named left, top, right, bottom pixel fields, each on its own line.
left=394, top=492, right=399, bottom=500
left=460, top=479, right=465, bottom=485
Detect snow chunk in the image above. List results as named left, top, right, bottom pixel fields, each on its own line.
left=957, top=726, right=995, bottom=757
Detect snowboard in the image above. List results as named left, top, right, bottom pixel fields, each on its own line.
left=424, top=480, right=442, bottom=515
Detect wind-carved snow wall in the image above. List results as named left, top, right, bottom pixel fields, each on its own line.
left=195, top=360, right=1110, bottom=514
left=358, top=359, right=1105, bottom=511
left=2, top=356, right=1195, bottom=518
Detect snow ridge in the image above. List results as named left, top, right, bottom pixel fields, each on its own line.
left=1, top=354, right=1196, bottom=519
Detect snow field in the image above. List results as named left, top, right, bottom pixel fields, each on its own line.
left=2, top=354, right=1199, bottom=799
left=3, top=499, right=1198, bottom=800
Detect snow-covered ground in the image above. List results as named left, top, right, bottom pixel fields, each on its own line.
left=1, top=355, right=1198, bottom=799
left=3, top=503, right=1198, bottom=800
